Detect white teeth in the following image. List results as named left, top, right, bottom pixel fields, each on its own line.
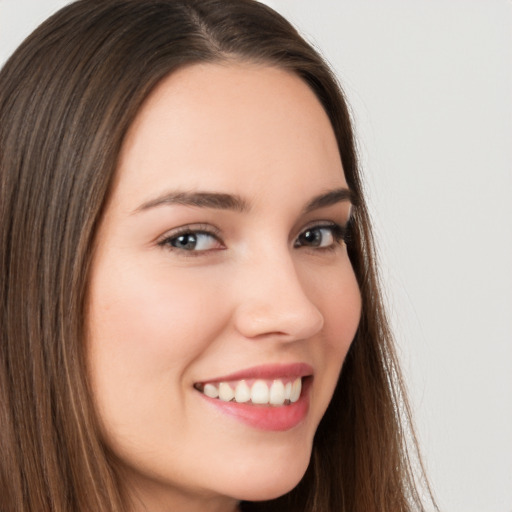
left=219, top=382, right=234, bottom=402
left=290, top=378, right=302, bottom=403
left=198, top=377, right=304, bottom=405
left=251, top=380, right=270, bottom=404
left=269, top=380, right=285, bottom=405
left=203, top=383, right=219, bottom=398
left=284, top=382, right=292, bottom=400
left=234, top=380, right=251, bottom=403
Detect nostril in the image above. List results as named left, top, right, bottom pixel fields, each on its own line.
left=233, top=297, right=324, bottom=341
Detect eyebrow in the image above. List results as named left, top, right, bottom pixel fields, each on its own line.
left=302, top=187, right=356, bottom=214
left=134, top=191, right=250, bottom=213
left=134, top=187, right=355, bottom=215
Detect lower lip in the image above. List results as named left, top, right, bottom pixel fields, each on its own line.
left=198, top=379, right=311, bottom=432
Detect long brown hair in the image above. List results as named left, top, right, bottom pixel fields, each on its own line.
left=0, top=1, right=436, bottom=510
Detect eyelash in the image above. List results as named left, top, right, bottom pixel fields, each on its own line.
left=293, top=222, right=348, bottom=251
left=157, top=221, right=350, bottom=256
left=157, top=224, right=223, bottom=255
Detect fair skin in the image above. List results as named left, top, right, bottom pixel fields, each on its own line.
left=87, top=62, right=361, bottom=512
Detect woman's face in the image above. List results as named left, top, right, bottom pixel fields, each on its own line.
left=87, top=63, right=361, bottom=511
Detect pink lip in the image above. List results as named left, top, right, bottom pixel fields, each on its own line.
left=196, top=362, right=314, bottom=385
left=195, top=363, right=314, bottom=432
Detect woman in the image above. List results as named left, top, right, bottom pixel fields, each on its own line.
left=0, top=1, right=436, bottom=511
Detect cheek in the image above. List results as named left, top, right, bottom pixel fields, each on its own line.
left=88, top=263, right=225, bottom=370
left=312, top=257, right=362, bottom=354
left=85, top=261, right=228, bottom=435
left=327, top=271, right=361, bottom=352
left=311, top=260, right=361, bottom=412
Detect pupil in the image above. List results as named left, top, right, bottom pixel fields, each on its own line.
left=175, top=234, right=196, bottom=249
left=303, top=229, right=321, bottom=246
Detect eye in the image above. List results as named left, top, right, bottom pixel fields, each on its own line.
left=158, top=227, right=223, bottom=253
left=294, top=223, right=346, bottom=249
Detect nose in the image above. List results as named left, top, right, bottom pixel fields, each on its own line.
left=232, top=251, right=324, bottom=342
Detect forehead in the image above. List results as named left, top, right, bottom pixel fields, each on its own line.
left=114, top=62, right=346, bottom=207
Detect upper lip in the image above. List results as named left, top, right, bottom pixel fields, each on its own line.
left=196, top=363, right=314, bottom=384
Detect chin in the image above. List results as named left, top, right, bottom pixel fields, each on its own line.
left=225, top=447, right=311, bottom=502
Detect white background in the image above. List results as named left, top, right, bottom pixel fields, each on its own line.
left=1, top=1, right=511, bottom=511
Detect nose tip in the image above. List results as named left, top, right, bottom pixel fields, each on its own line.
left=235, top=301, right=324, bottom=341
left=233, top=265, right=325, bottom=341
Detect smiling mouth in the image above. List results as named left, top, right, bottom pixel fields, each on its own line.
left=194, top=377, right=307, bottom=406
